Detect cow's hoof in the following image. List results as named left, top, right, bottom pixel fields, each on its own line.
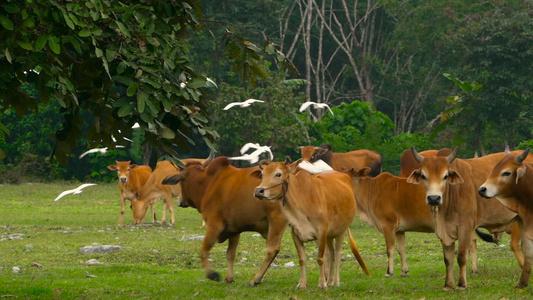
left=247, top=281, right=261, bottom=288
left=400, top=272, right=410, bottom=278
left=515, top=283, right=528, bottom=289
left=384, top=273, right=393, bottom=278
left=456, top=286, right=467, bottom=291
left=223, top=278, right=235, bottom=284
left=442, top=286, right=453, bottom=292
left=296, top=283, right=307, bottom=290
left=206, top=270, right=221, bottom=282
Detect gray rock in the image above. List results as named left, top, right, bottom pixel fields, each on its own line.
left=31, top=262, right=43, bottom=268
left=270, top=263, right=281, bottom=269
left=284, top=261, right=296, bottom=268
left=180, top=234, right=204, bottom=241
left=86, top=259, right=104, bottom=265
left=12, top=266, right=20, bottom=273
left=79, top=245, right=122, bottom=254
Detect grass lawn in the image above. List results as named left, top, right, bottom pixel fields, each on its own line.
left=0, top=182, right=532, bottom=299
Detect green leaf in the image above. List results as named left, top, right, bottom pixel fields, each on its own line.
left=17, top=41, right=33, bottom=51
left=158, top=125, right=176, bottom=139
left=117, top=62, right=127, bottom=74
left=137, top=93, right=147, bottom=113
left=187, top=77, right=206, bottom=88
left=127, top=82, right=138, bottom=96
left=4, top=48, right=11, bottom=63
left=95, top=47, right=103, bottom=58
left=0, top=15, right=14, bottom=30
left=35, top=35, right=48, bottom=51
left=79, top=29, right=91, bottom=37
left=48, top=36, right=61, bottom=54
left=2, top=4, right=20, bottom=14
left=117, top=102, right=134, bottom=117
left=116, top=21, right=130, bottom=38
left=64, top=13, right=75, bottom=29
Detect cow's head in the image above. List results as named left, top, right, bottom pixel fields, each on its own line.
left=299, top=145, right=330, bottom=163
left=407, top=147, right=464, bottom=207
left=131, top=195, right=151, bottom=225
left=252, top=157, right=296, bottom=202
left=107, top=161, right=138, bottom=183
left=478, top=148, right=530, bottom=199
left=344, top=167, right=371, bottom=181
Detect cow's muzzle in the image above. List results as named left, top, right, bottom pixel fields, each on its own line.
left=120, top=177, right=127, bottom=183
left=254, top=187, right=267, bottom=199
left=426, top=195, right=441, bottom=206
left=478, top=186, right=491, bottom=199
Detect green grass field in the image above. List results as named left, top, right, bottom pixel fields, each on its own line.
left=0, top=182, right=531, bottom=299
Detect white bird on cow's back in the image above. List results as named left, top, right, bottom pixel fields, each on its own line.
left=229, top=146, right=273, bottom=164
left=223, top=98, right=264, bottom=110
left=79, top=146, right=125, bottom=159
left=54, top=183, right=97, bottom=201
left=299, top=101, right=334, bottom=116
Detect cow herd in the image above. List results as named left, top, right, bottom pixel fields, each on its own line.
left=106, top=144, right=533, bottom=291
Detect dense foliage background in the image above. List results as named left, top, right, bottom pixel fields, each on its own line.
left=1, top=0, right=532, bottom=182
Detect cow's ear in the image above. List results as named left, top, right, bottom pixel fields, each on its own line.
left=356, top=167, right=371, bottom=178
left=516, top=165, right=526, bottom=183
left=107, top=165, right=117, bottom=171
left=447, top=169, right=464, bottom=185
left=288, top=158, right=303, bottom=173
left=130, top=164, right=138, bottom=169
left=315, top=148, right=329, bottom=156
left=284, top=156, right=292, bottom=165
left=407, top=169, right=422, bottom=184
left=162, top=174, right=184, bottom=185
left=249, top=169, right=262, bottom=179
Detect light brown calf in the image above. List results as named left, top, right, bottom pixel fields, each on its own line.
left=107, top=161, right=152, bottom=225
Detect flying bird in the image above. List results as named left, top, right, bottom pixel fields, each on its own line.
left=79, top=146, right=125, bottom=159
left=229, top=147, right=273, bottom=164
left=299, top=101, right=334, bottom=116
left=239, top=143, right=274, bottom=160
left=297, top=160, right=333, bottom=174
left=54, top=183, right=98, bottom=201
left=223, top=99, right=265, bottom=110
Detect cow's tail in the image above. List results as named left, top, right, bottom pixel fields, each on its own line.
left=347, top=229, right=371, bottom=276
left=475, top=228, right=499, bottom=245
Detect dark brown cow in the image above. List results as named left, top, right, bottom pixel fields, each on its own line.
left=479, top=148, right=533, bottom=288
left=345, top=167, right=482, bottom=278
left=253, top=158, right=369, bottom=289
left=107, top=161, right=152, bottom=225
left=407, top=147, right=532, bottom=290
left=299, top=144, right=382, bottom=176
left=161, top=156, right=288, bottom=285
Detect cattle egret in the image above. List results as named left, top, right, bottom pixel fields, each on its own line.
left=206, top=77, right=218, bottom=89
left=299, top=101, right=334, bottom=116
left=79, top=146, right=125, bottom=159
left=223, top=99, right=264, bottom=110
left=297, top=160, right=333, bottom=174
left=229, top=147, right=273, bottom=164
left=239, top=143, right=274, bottom=160
left=54, top=183, right=97, bottom=201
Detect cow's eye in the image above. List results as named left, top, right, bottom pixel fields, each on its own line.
left=421, top=174, right=426, bottom=180
left=275, top=172, right=282, bottom=178
left=310, top=155, right=315, bottom=160
left=502, top=171, right=512, bottom=177
left=443, top=174, right=449, bottom=180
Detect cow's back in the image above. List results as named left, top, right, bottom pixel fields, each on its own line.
left=331, top=150, right=382, bottom=176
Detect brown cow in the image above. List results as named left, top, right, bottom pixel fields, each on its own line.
left=344, top=167, right=486, bottom=278
left=478, top=148, right=533, bottom=288
left=107, top=161, right=152, bottom=225
left=253, top=158, right=370, bottom=289
left=407, top=147, right=531, bottom=290
left=131, top=158, right=204, bottom=225
left=161, top=156, right=288, bottom=285
left=299, top=144, right=382, bottom=176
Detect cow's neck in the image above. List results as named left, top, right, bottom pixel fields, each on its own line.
left=280, top=173, right=321, bottom=242
left=351, top=177, right=375, bottom=226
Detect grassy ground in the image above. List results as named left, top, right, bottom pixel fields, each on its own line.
left=0, top=182, right=532, bottom=299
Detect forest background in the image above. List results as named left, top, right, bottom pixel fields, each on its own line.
left=0, top=0, right=532, bottom=183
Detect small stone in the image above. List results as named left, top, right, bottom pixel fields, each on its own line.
left=284, top=262, right=296, bottom=268
left=251, top=234, right=262, bottom=238
left=86, top=259, right=103, bottom=265
left=12, top=266, right=20, bottom=273
left=270, top=263, right=281, bottom=269
left=31, top=263, right=43, bottom=268
left=240, top=257, right=248, bottom=263
left=79, top=245, right=122, bottom=254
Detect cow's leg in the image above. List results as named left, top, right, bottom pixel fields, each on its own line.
left=201, top=222, right=224, bottom=282
left=119, top=194, right=125, bottom=225
left=325, top=238, right=335, bottom=287
left=510, top=222, right=524, bottom=268
left=457, top=233, right=471, bottom=290
left=469, top=237, right=478, bottom=274
left=383, top=226, right=396, bottom=277
left=291, top=229, right=308, bottom=290
left=517, top=227, right=532, bottom=288
left=150, top=202, right=156, bottom=223
left=224, top=234, right=240, bottom=284
left=249, top=217, right=287, bottom=286
left=395, top=232, right=409, bottom=277
left=316, top=230, right=328, bottom=289
left=442, top=242, right=455, bottom=291
left=330, top=233, right=346, bottom=287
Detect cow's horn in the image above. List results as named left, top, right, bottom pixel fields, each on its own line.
left=410, top=146, right=424, bottom=164
left=203, top=150, right=216, bottom=166
left=446, top=147, right=459, bottom=164
left=515, top=147, right=530, bottom=163
left=504, top=145, right=511, bottom=155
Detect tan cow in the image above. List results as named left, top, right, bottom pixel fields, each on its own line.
left=107, top=161, right=152, bottom=225
left=253, top=158, right=370, bottom=289
left=299, top=144, right=382, bottom=176
left=407, top=147, right=531, bottom=290
left=161, top=156, right=288, bottom=285
left=131, top=158, right=204, bottom=225
left=478, top=148, right=533, bottom=288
